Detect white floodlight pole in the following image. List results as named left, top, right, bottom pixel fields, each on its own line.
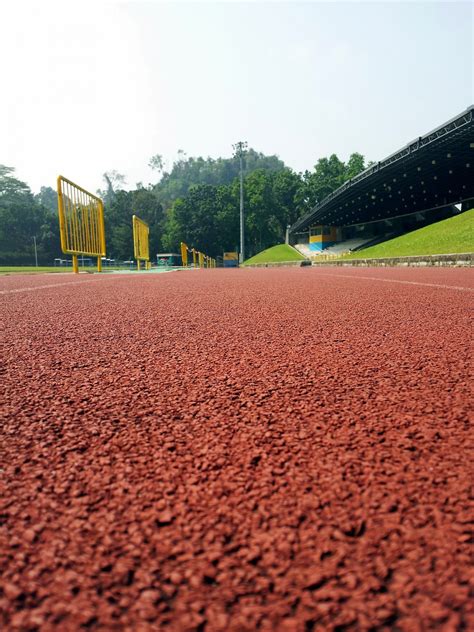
left=233, top=141, right=247, bottom=264
left=33, top=236, right=38, bottom=267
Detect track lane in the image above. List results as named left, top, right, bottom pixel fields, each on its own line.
left=1, top=268, right=472, bottom=631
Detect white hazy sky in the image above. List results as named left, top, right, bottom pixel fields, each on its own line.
left=1, top=0, right=473, bottom=193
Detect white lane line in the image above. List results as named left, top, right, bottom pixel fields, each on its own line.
left=0, top=271, right=176, bottom=296
left=316, top=273, right=474, bottom=292
left=0, top=275, right=135, bottom=296
left=0, top=280, right=102, bottom=295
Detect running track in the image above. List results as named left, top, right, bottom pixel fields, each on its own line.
left=1, top=267, right=473, bottom=631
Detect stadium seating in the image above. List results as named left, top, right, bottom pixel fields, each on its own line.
left=294, top=237, right=374, bottom=259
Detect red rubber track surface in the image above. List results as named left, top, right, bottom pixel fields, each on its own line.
left=1, top=268, right=473, bottom=631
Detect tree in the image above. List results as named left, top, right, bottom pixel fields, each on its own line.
left=304, top=155, right=346, bottom=206
left=0, top=166, right=58, bottom=264
left=152, top=148, right=286, bottom=210
left=104, top=187, right=164, bottom=260
left=149, top=154, right=164, bottom=174
left=296, top=153, right=370, bottom=216
left=237, top=168, right=303, bottom=255
left=272, top=169, right=303, bottom=228
left=35, top=186, right=57, bottom=213
left=345, top=153, right=366, bottom=180
left=131, top=188, right=164, bottom=258
left=100, top=171, right=126, bottom=206
left=104, top=190, right=134, bottom=259
left=243, top=170, right=278, bottom=254
left=38, top=211, right=61, bottom=263
left=161, top=166, right=303, bottom=258
left=163, top=185, right=220, bottom=255
left=34, top=186, right=62, bottom=262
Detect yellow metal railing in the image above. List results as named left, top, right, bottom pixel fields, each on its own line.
left=180, top=242, right=216, bottom=268
left=57, top=175, right=106, bottom=273
left=133, top=215, right=150, bottom=270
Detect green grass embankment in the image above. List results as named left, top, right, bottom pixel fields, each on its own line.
left=244, top=244, right=305, bottom=265
left=344, top=209, right=474, bottom=259
left=0, top=266, right=71, bottom=275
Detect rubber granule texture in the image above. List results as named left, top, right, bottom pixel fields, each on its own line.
left=1, top=267, right=473, bottom=632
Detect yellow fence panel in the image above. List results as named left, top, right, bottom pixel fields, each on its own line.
left=57, top=175, right=106, bottom=273
left=133, top=215, right=150, bottom=270
left=180, top=242, right=216, bottom=269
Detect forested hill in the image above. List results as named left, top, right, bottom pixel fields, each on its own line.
left=152, top=149, right=287, bottom=209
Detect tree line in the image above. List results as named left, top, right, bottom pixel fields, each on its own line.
left=0, top=150, right=370, bottom=265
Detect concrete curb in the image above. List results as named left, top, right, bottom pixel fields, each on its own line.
left=244, top=253, right=473, bottom=268
left=310, top=253, right=473, bottom=267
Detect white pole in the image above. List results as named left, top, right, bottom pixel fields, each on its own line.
left=233, top=141, right=247, bottom=265
left=33, top=236, right=38, bottom=267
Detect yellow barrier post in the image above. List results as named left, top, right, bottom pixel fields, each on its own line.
left=133, top=215, right=150, bottom=271
left=57, top=176, right=106, bottom=273
left=180, top=242, right=188, bottom=267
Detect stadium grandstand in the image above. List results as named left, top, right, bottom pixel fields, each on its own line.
left=290, top=105, right=474, bottom=256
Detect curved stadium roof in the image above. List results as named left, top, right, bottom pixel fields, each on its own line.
left=290, top=106, right=474, bottom=233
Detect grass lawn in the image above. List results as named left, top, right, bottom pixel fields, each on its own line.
left=0, top=266, right=169, bottom=275
left=244, top=244, right=306, bottom=265
left=0, top=266, right=126, bottom=275
left=344, top=209, right=474, bottom=259
left=0, top=266, right=73, bottom=275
